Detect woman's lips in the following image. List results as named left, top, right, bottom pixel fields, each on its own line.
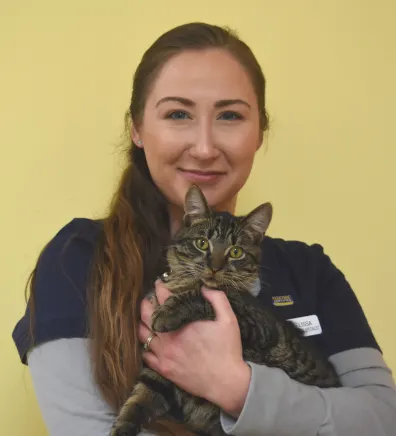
left=178, top=168, right=225, bottom=183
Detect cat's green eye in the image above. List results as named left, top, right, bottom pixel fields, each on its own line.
left=229, top=246, right=244, bottom=259
left=194, top=237, right=209, bottom=251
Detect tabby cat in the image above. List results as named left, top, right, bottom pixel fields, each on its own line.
left=112, top=185, right=340, bottom=436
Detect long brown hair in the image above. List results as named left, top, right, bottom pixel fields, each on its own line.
left=28, top=22, right=269, bottom=434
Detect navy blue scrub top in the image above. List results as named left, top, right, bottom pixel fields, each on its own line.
left=12, top=218, right=380, bottom=363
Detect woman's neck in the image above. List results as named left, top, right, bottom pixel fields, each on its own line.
left=168, top=204, right=185, bottom=237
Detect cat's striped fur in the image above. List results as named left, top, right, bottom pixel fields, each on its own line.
left=112, top=185, right=340, bottom=436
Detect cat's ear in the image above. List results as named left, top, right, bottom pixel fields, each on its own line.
left=241, top=202, right=273, bottom=238
left=183, top=185, right=211, bottom=226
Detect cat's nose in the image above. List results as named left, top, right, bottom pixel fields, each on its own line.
left=211, top=267, right=221, bottom=274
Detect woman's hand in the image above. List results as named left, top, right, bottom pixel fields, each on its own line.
left=139, top=281, right=251, bottom=417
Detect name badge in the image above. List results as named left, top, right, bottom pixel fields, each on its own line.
left=288, top=315, right=322, bottom=337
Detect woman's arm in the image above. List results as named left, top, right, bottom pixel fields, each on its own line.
left=28, top=338, right=154, bottom=436
left=142, top=284, right=396, bottom=436
left=220, top=347, right=396, bottom=435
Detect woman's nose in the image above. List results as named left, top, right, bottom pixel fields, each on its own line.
left=188, top=122, right=220, bottom=160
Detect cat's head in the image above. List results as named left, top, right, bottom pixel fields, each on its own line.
left=166, top=185, right=272, bottom=295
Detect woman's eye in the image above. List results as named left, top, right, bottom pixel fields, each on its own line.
left=218, top=111, right=243, bottom=121
left=166, top=111, right=190, bottom=120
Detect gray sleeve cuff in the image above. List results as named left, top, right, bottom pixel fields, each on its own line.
left=220, top=361, right=327, bottom=435
left=220, top=347, right=396, bottom=436
left=329, top=347, right=396, bottom=389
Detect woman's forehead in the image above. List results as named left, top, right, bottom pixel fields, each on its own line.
left=146, top=49, right=257, bottom=106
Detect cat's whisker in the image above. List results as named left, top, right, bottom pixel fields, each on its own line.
left=222, top=277, right=247, bottom=293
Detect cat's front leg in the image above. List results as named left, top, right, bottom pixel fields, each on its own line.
left=151, top=292, right=215, bottom=333
left=111, top=368, right=172, bottom=436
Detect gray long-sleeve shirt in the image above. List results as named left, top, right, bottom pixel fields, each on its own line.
left=28, top=338, right=396, bottom=436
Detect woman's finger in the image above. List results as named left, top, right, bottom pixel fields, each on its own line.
left=142, top=350, right=160, bottom=372
left=138, top=321, right=161, bottom=354
left=140, top=297, right=155, bottom=326
left=138, top=322, right=152, bottom=344
left=155, top=280, right=173, bottom=305
left=201, top=288, right=235, bottom=323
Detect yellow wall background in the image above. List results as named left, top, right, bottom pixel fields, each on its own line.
left=1, top=1, right=395, bottom=434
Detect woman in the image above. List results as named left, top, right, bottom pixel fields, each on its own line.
left=12, top=22, right=396, bottom=436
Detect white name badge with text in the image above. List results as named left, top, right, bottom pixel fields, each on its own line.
left=288, top=315, right=322, bottom=337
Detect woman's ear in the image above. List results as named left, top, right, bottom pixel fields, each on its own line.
left=131, top=125, right=143, bottom=148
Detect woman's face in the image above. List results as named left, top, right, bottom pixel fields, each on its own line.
left=133, top=48, right=262, bottom=213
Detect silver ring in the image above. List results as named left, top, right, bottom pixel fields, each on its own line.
left=143, top=333, right=156, bottom=351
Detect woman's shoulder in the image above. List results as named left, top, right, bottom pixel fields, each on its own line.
left=261, top=234, right=331, bottom=274
left=12, top=218, right=104, bottom=365
left=30, top=217, right=104, bottom=303
left=38, top=217, right=103, bottom=267
left=260, top=235, right=380, bottom=356
left=51, top=217, right=103, bottom=245
left=260, top=234, right=349, bottom=303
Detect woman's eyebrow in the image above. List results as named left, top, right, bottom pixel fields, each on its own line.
left=156, top=96, right=251, bottom=108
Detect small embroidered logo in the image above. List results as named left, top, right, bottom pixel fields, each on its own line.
left=272, top=295, right=294, bottom=306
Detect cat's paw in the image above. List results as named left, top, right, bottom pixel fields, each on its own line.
left=111, top=421, right=140, bottom=436
left=151, top=309, right=179, bottom=333
left=151, top=299, right=187, bottom=333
